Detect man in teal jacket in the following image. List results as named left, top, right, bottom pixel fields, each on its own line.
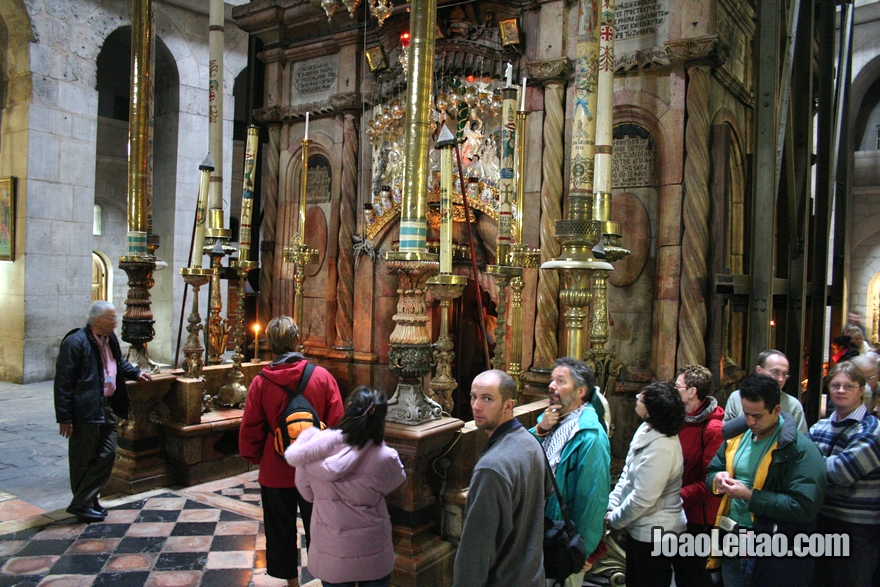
left=532, top=357, right=611, bottom=587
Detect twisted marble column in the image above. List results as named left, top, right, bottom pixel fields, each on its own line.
left=260, top=123, right=281, bottom=322
left=529, top=59, right=569, bottom=371
left=677, top=65, right=712, bottom=367
left=335, top=111, right=358, bottom=349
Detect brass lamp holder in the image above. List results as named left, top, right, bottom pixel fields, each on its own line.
left=283, top=236, right=318, bottom=352
left=507, top=244, right=540, bottom=396
left=179, top=267, right=212, bottom=382
left=205, top=242, right=230, bottom=367
left=218, top=259, right=258, bottom=408
left=426, top=273, right=467, bottom=413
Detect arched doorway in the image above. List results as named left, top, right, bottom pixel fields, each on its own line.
left=92, top=252, right=109, bottom=302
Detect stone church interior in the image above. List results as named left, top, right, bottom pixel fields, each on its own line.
left=1, top=0, right=880, bottom=584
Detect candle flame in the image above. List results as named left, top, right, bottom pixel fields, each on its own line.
left=253, top=323, right=261, bottom=334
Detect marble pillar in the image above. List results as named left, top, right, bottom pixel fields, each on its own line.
left=528, top=58, right=570, bottom=379
left=333, top=101, right=359, bottom=350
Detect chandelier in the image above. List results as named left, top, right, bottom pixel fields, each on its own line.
left=319, top=0, right=393, bottom=25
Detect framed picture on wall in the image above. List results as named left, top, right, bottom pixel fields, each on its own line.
left=365, top=45, right=388, bottom=72
left=498, top=18, right=521, bottom=46
left=0, top=177, right=15, bottom=261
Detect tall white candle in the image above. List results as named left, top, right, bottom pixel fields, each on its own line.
left=520, top=77, right=527, bottom=110
left=505, top=62, right=513, bottom=87
left=192, top=154, right=214, bottom=268
left=436, top=124, right=455, bottom=274
left=304, top=112, right=310, bottom=140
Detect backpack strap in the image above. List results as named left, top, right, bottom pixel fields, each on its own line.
left=293, top=362, right=315, bottom=397
left=257, top=361, right=315, bottom=398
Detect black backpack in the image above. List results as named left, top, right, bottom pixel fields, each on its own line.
left=257, top=362, right=325, bottom=456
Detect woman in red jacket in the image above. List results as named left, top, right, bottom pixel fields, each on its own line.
left=239, top=316, right=345, bottom=587
left=673, top=365, right=724, bottom=587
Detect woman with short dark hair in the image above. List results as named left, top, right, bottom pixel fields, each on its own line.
left=285, top=387, right=406, bottom=587
left=606, top=381, right=686, bottom=587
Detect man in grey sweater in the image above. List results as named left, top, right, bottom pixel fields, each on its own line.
left=724, top=349, right=807, bottom=433
left=453, top=369, right=552, bottom=587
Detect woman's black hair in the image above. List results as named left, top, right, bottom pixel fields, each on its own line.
left=336, top=386, right=388, bottom=449
left=640, top=381, right=686, bottom=436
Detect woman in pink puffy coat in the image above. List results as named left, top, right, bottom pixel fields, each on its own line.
left=285, top=386, right=406, bottom=587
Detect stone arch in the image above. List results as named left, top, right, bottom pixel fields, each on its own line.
left=612, top=91, right=678, bottom=377
left=94, top=25, right=181, bottom=362
left=0, top=0, right=33, bottom=161
left=867, top=270, right=880, bottom=344
left=92, top=250, right=114, bottom=302
left=850, top=39, right=880, bottom=149
left=709, top=107, right=749, bottom=374
left=848, top=47, right=880, bottom=326
left=275, top=128, right=334, bottom=322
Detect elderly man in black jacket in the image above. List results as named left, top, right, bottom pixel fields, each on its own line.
left=54, top=300, right=151, bottom=522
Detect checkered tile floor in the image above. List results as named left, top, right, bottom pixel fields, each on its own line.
left=214, top=480, right=262, bottom=508
left=0, top=472, right=316, bottom=587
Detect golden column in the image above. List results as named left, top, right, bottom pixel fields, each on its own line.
left=384, top=0, right=441, bottom=425
left=120, top=0, right=158, bottom=373
left=382, top=6, right=462, bottom=586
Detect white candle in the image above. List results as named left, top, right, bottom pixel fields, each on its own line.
left=520, top=77, right=527, bottom=110
left=505, top=62, right=513, bottom=87
left=305, top=112, right=310, bottom=140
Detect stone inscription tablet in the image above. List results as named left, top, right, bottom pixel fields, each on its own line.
left=612, top=124, right=654, bottom=188
left=291, top=55, right=339, bottom=104
left=307, top=154, right=332, bottom=203
left=616, top=0, right=670, bottom=40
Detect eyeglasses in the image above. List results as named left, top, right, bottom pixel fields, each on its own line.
left=829, top=382, right=861, bottom=392
left=761, top=368, right=790, bottom=379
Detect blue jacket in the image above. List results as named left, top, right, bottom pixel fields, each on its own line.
left=54, top=326, right=141, bottom=423
left=532, top=405, right=611, bottom=554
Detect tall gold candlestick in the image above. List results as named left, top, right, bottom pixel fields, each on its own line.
left=298, top=137, right=311, bottom=239
left=192, top=155, right=214, bottom=269
left=239, top=126, right=259, bottom=261
left=180, top=267, right=212, bottom=379
left=205, top=242, right=229, bottom=366
left=219, top=259, right=257, bottom=407
left=282, top=135, right=318, bottom=352
left=514, top=110, right=528, bottom=244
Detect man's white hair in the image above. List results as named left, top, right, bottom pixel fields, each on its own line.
left=87, top=300, right=116, bottom=325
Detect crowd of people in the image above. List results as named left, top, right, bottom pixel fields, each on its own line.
left=54, top=303, right=880, bottom=587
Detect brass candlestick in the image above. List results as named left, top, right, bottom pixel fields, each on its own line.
left=426, top=273, right=467, bottom=413
left=283, top=238, right=318, bottom=352
left=486, top=265, right=517, bottom=370
left=180, top=267, right=212, bottom=380
left=282, top=137, right=318, bottom=350
left=218, top=259, right=258, bottom=407
left=508, top=244, right=540, bottom=397
left=542, top=192, right=612, bottom=360
left=205, top=242, right=230, bottom=365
